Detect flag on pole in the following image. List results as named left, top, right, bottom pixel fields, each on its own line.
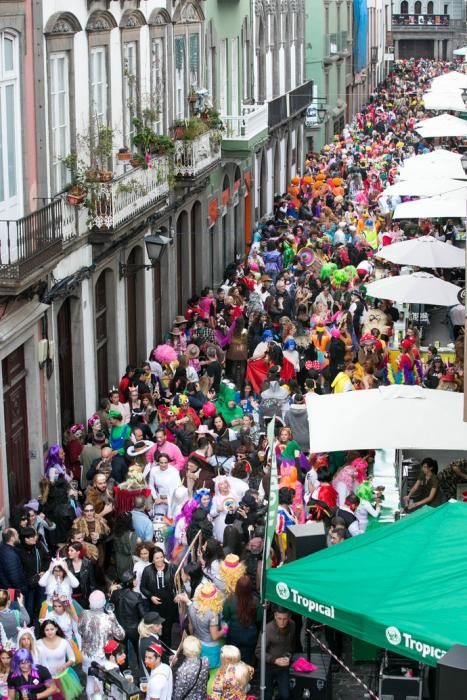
left=260, top=417, right=278, bottom=601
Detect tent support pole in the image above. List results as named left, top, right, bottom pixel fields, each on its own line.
left=259, top=600, right=268, bottom=700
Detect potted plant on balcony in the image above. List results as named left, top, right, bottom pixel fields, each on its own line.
left=94, top=124, right=114, bottom=182
left=181, top=118, right=210, bottom=141
left=204, top=109, right=224, bottom=131
left=62, top=153, right=87, bottom=206
left=117, top=146, right=131, bottom=161
left=172, top=119, right=186, bottom=140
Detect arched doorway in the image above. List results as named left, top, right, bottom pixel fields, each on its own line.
left=257, top=18, right=266, bottom=102
left=191, top=201, right=202, bottom=296
left=222, top=175, right=231, bottom=269
left=233, top=166, right=241, bottom=258
left=176, top=211, right=189, bottom=314
left=126, top=246, right=145, bottom=366
left=95, top=268, right=115, bottom=401
left=260, top=150, right=267, bottom=216
left=57, top=298, right=75, bottom=432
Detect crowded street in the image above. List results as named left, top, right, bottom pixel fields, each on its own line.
left=2, top=0, right=467, bottom=695
left=0, top=51, right=466, bottom=699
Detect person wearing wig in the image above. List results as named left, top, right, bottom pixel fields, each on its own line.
left=16, top=627, right=39, bottom=663
left=194, top=488, right=212, bottom=514
left=184, top=582, right=227, bottom=669
left=332, top=458, right=367, bottom=507
left=44, top=445, right=70, bottom=484
left=210, top=644, right=254, bottom=700
left=210, top=478, right=239, bottom=542
left=276, top=487, right=298, bottom=561
left=355, top=481, right=381, bottom=533
left=219, top=555, right=247, bottom=598
left=39, top=559, right=81, bottom=619
left=7, top=648, right=58, bottom=699
left=169, top=499, right=199, bottom=561
left=306, top=468, right=338, bottom=524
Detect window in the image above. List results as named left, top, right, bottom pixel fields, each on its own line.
left=219, top=39, right=227, bottom=115
left=49, top=52, right=70, bottom=194
left=427, top=1, right=434, bottom=12
left=400, top=1, right=408, bottom=13
left=242, top=33, right=249, bottom=102
left=444, top=4, right=448, bottom=14
left=189, top=33, right=199, bottom=87
left=414, top=1, right=422, bottom=14
left=124, top=41, right=137, bottom=145
left=174, top=36, right=186, bottom=119
left=0, top=32, right=19, bottom=206
left=90, top=46, right=108, bottom=125
left=231, top=37, right=239, bottom=115
left=151, top=38, right=165, bottom=134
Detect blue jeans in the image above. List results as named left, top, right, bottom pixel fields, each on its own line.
left=265, top=664, right=290, bottom=700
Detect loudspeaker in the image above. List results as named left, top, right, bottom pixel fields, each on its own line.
left=436, top=644, right=467, bottom=700
left=286, top=522, right=327, bottom=561
left=290, top=652, right=332, bottom=699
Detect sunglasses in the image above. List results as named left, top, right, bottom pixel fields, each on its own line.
left=84, top=508, right=94, bottom=513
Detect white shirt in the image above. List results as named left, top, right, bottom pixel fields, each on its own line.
left=449, top=304, right=464, bottom=327
left=355, top=501, right=381, bottom=533
left=148, top=465, right=181, bottom=501
left=147, top=662, right=173, bottom=700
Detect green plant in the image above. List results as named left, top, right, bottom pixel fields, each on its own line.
left=205, top=109, right=224, bottom=131
left=94, top=125, right=114, bottom=171
left=182, top=117, right=210, bottom=140
left=61, top=152, right=87, bottom=190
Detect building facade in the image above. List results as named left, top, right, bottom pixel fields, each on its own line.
left=0, top=0, right=310, bottom=520
left=392, top=0, right=466, bottom=59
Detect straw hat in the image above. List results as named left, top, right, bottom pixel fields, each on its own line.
left=127, top=440, right=153, bottom=457
left=186, top=344, right=200, bottom=359
left=199, top=582, right=218, bottom=599
left=173, top=315, right=187, bottom=325
left=169, top=328, right=181, bottom=336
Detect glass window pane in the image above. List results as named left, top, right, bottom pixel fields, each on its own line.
left=5, top=85, right=16, bottom=197
left=4, top=37, right=13, bottom=72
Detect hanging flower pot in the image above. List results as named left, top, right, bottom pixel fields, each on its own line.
left=97, top=170, right=113, bottom=182
left=117, top=147, right=131, bottom=161
left=66, top=186, right=87, bottom=207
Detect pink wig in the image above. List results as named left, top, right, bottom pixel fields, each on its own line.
left=175, top=498, right=198, bottom=528
left=351, top=458, right=368, bottom=484
left=332, top=465, right=355, bottom=491
left=153, top=344, right=178, bottom=364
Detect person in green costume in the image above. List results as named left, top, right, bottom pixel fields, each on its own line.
left=215, top=382, right=243, bottom=430
left=282, top=239, right=295, bottom=269
left=109, top=409, right=132, bottom=456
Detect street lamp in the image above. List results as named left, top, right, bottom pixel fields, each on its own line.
left=119, top=230, right=173, bottom=278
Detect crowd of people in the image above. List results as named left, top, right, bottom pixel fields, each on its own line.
left=0, top=57, right=465, bottom=700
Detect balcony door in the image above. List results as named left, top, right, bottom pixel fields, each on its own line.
left=126, top=246, right=145, bottom=367
left=3, top=346, right=30, bottom=507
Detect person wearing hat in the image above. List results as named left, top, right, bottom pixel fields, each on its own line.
left=109, top=410, right=132, bottom=457
left=109, top=570, right=146, bottom=660
left=180, top=582, right=226, bottom=669
left=144, top=642, right=173, bottom=700
left=78, top=589, right=125, bottom=697
left=138, top=611, right=171, bottom=678
left=147, top=428, right=186, bottom=472
left=102, top=639, right=128, bottom=675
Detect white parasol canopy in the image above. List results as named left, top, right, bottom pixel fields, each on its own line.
left=415, top=113, right=467, bottom=138
left=397, top=149, right=467, bottom=181
left=383, top=178, right=467, bottom=198
left=306, top=386, right=467, bottom=453
left=423, top=90, right=466, bottom=112
left=393, top=196, right=467, bottom=219
left=376, top=235, right=465, bottom=268
left=364, top=271, right=461, bottom=306
left=430, top=71, right=467, bottom=89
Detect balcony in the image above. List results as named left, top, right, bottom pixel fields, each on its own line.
left=173, top=130, right=221, bottom=179
left=0, top=201, right=63, bottom=290
left=87, top=156, right=170, bottom=232
left=268, top=95, right=288, bottom=129
left=288, top=80, right=314, bottom=119
left=392, top=14, right=450, bottom=30
left=222, top=103, right=269, bottom=152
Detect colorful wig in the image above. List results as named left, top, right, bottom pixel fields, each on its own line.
left=357, top=481, right=374, bottom=503
left=11, top=648, right=38, bottom=678
left=153, top=344, right=178, bottom=364
left=44, top=444, right=64, bottom=478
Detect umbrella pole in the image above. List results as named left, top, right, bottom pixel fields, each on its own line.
left=259, top=600, right=268, bottom=700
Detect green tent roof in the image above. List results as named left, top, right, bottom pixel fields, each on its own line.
left=266, top=502, right=467, bottom=666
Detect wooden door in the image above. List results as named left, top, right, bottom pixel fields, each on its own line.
left=95, top=272, right=109, bottom=400
left=57, top=298, right=74, bottom=432
left=2, top=347, right=30, bottom=506
left=126, top=250, right=137, bottom=366
left=177, top=233, right=183, bottom=314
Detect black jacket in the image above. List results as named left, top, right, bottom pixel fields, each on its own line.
left=17, top=542, right=50, bottom=588
left=0, top=543, right=28, bottom=594
left=140, top=564, right=176, bottom=605
left=111, top=587, right=146, bottom=634
left=65, top=557, right=96, bottom=606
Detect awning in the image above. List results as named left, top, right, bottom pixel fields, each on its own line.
left=306, top=385, right=467, bottom=453
left=266, top=502, right=467, bottom=666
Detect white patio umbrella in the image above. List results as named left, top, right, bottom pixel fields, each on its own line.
left=393, top=196, right=467, bottom=219
left=365, top=272, right=461, bottom=306
left=376, top=235, right=465, bottom=268
left=415, top=113, right=467, bottom=138
left=430, top=71, right=467, bottom=89
left=383, top=178, right=467, bottom=198
left=396, top=149, right=467, bottom=181
left=453, top=47, right=467, bottom=57
left=423, top=90, right=466, bottom=112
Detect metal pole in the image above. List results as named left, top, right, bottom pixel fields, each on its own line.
left=259, top=600, right=268, bottom=700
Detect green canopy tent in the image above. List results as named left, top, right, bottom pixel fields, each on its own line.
left=266, top=502, right=467, bottom=667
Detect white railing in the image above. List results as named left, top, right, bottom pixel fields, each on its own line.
left=173, top=130, right=221, bottom=178
left=88, top=156, right=170, bottom=231
left=61, top=198, right=77, bottom=241
left=222, top=103, right=269, bottom=140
